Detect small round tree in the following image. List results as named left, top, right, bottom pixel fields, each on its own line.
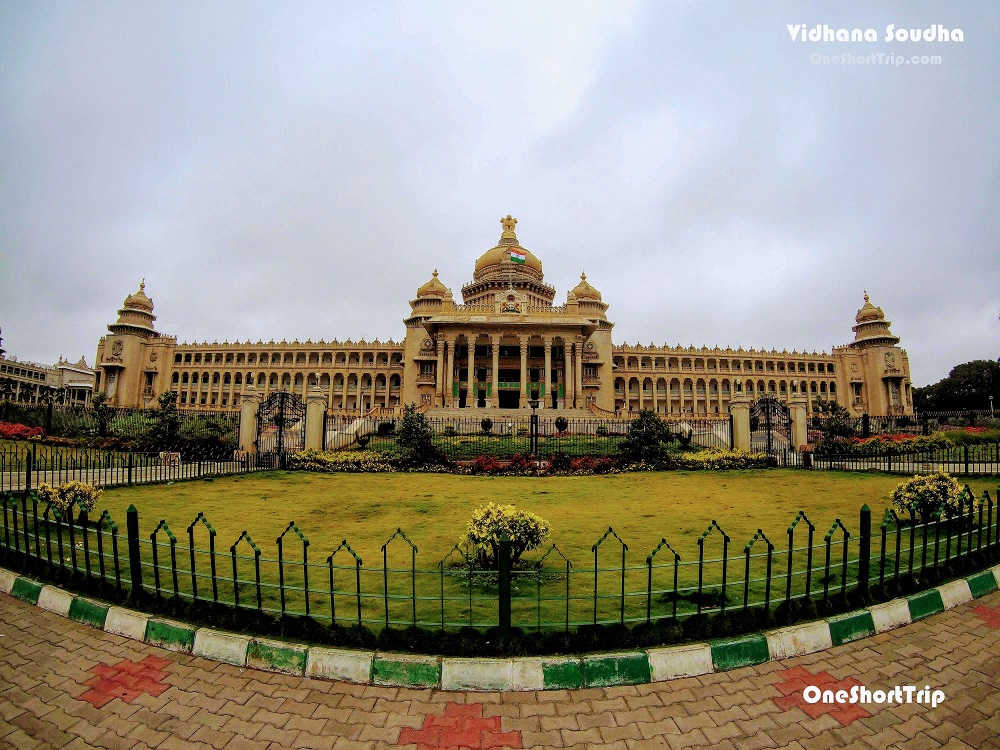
left=463, top=503, right=551, bottom=569
left=396, top=403, right=445, bottom=467
left=619, top=409, right=670, bottom=466
left=554, top=416, right=569, bottom=433
left=481, top=417, right=493, bottom=434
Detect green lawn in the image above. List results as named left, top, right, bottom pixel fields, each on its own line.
left=22, top=469, right=999, bottom=629
left=100, top=470, right=998, bottom=565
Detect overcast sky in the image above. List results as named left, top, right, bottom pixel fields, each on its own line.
left=1, top=1, right=997, bottom=387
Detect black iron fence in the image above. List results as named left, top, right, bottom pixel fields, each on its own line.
left=327, top=414, right=733, bottom=460
left=811, top=444, right=1000, bottom=477
left=1, top=487, right=995, bottom=651
left=812, top=410, right=998, bottom=440
left=0, top=444, right=263, bottom=493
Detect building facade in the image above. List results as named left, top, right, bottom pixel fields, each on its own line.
left=0, top=330, right=95, bottom=407
left=93, top=218, right=913, bottom=418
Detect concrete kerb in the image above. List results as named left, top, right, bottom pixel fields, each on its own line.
left=1, top=565, right=999, bottom=691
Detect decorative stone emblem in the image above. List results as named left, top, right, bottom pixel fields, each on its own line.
left=884, top=352, right=896, bottom=368
left=111, top=340, right=123, bottom=356
left=585, top=340, right=596, bottom=352
left=149, top=351, right=157, bottom=362
left=421, top=337, right=433, bottom=351
left=502, top=294, right=521, bottom=313
left=850, top=363, right=859, bottom=373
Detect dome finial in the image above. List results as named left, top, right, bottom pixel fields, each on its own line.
left=500, top=215, right=518, bottom=240
left=140, top=278, right=145, bottom=292
left=863, top=289, right=869, bottom=303
left=432, top=269, right=438, bottom=277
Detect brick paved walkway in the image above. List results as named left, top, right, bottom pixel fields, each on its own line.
left=1, top=591, right=998, bottom=750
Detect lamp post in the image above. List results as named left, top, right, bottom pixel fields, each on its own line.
left=991, top=395, right=995, bottom=417
left=528, top=398, right=540, bottom=456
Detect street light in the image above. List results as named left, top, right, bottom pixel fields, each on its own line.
left=528, top=398, right=540, bottom=456
left=991, top=395, right=995, bottom=417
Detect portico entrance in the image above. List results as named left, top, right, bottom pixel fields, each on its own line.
left=498, top=391, right=520, bottom=409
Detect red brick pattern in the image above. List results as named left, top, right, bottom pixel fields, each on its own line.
left=78, top=654, right=172, bottom=708
left=972, top=603, right=1000, bottom=628
left=772, top=666, right=872, bottom=725
left=398, top=703, right=521, bottom=749
left=2, top=589, right=1000, bottom=749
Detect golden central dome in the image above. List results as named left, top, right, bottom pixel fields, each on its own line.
left=473, top=215, right=543, bottom=275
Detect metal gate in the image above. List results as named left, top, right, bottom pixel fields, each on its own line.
left=749, top=395, right=791, bottom=455
left=255, top=391, right=307, bottom=464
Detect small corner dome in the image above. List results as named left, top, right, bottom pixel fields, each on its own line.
left=855, top=291, right=885, bottom=324
left=416, top=269, right=449, bottom=298
left=570, top=272, right=601, bottom=301
left=123, top=280, right=154, bottom=311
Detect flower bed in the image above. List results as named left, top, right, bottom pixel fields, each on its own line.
left=0, top=421, right=45, bottom=440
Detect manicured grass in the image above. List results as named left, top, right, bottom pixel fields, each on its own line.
left=100, top=470, right=999, bottom=564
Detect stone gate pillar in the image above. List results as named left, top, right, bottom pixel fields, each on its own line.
left=729, top=394, right=751, bottom=452
left=239, top=385, right=261, bottom=453
left=305, top=386, right=326, bottom=451
left=788, top=394, right=809, bottom=452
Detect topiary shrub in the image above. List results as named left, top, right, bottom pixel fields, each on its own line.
left=619, top=409, right=670, bottom=467
left=442, top=424, right=458, bottom=437
left=891, top=471, right=964, bottom=521
left=462, top=503, right=551, bottom=569
left=396, top=403, right=447, bottom=467
left=481, top=417, right=493, bottom=434
left=595, top=424, right=609, bottom=437
left=554, top=416, right=568, bottom=433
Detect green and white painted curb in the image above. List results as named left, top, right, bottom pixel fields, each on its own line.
left=2, top=563, right=998, bottom=691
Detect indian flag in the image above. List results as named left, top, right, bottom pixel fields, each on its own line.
left=510, top=249, right=526, bottom=264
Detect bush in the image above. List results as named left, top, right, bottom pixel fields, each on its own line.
left=376, top=421, right=396, bottom=436
left=569, top=456, right=615, bottom=474
left=462, top=503, right=551, bottom=569
left=619, top=409, right=670, bottom=467
left=595, top=424, right=609, bottom=437
left=549, top=452, right=572, bottom=472
left=396, top=404, right=446, bottom=467
left=36, top=480, right=103, bottom=519
left=666, top=448, right=771, bottom=470
left=286, top=448, right=397, bottom=473
left=469, top=455, right=505, bottom=475
left=891, top=472, right=963, bottom=521
left=442, top=425, right=458, bottom=437
left=0, top=421, right=44, bottom=440
left=480, top=417, right=493, bottom=434
left=554, top=417, right=568, bottom=433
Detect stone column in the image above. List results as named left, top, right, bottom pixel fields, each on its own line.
left=563, top=342, right=573, bottom=409
left=788, top=394, right=809, bottom=451
left=238, top=385, right=261, bottom=453
left=543, top=336, right=552, bottom=409
left=305, top=386, right=326, bottom=451
left=519, top=337, right=528, bottom=408
left=729, top=394, right=752, bottom=452
left=446, top=338, right=456, bottom=408
left=435, top=336, right=444, bottom=407
left=467, top=334, right=475, bottom=408
left=574, top=341, right=583, bottom=408
left=491, top=334, right=500, bottom=408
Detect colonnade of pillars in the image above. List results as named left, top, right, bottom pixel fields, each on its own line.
left=433, top=333, right=585, bottom=409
